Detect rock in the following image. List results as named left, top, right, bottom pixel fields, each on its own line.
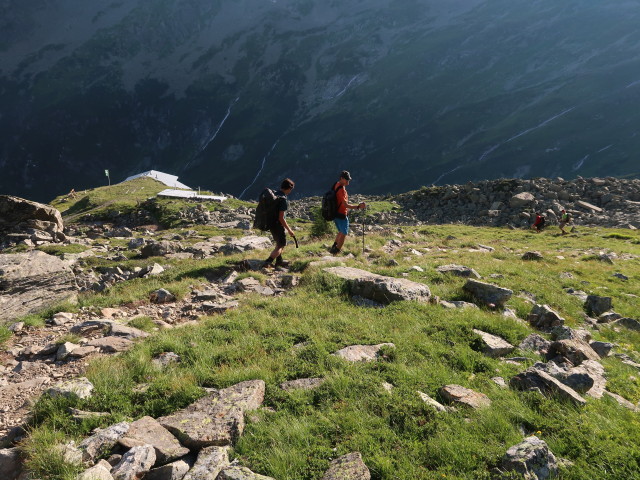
left=221, top=236, right=272, bottom=254
left=183, top=446, right=229, bottom=480
left=491, top=377, right=508, bottom=388
left=522, top=251, right=544, bottom=261
left=119, top=416, right=190, bottom=466
left=78, top=462, right=114, bottom=480
left=440, top=300, right=478, bottom=309
left=323, top=267, right=430, bottom=304
left=576, top=200, right=603, bottom=213
left=546, top=339, right=600, bottom=365
left=47, top=377, right=94, bottom=399
left=585, top=295, right=612, bottom=316
left=280, top=378, right=325, bottom=391
left=0, top=251, right=77, bottom=322
left=8, top=322, right=24, bottom=333
left=613, top=273, right=629, bottom=281
left=510, top=192, right=536, bottom=208
left=69, top=408, right=111, bottom=423
left=603, top=391, right=638, bottom=411
left=0, top=447, right=23, bottom=480
left=439, top=384, right=491, bottom=409
left=463, top=279, right=513, bottom=307
left=518, top=334, right=551, bottom=355
left=436, top=264, right=481, bottom=279
left=332, top=343, right=395, bottom=362
left=142, top=263, right=165, bottom=277
left=70, top=319, right=114, bottom=336
left=549, top=326, right=590, bottom=343
left=500, top=436, right=558, bottom=480
left=612, top=317, right=640, bottom=331
left=217, top=466, right=275, bottom=480
left=152, top=352, right=181, bottom=369
left=589, top=341, right=614, bottom=358
left=597, top=311, right=622, bottom=323
left=158, top=380, right=265, bottom=449
left=112, top=444, right=156, bottom=480
left=79, top=422, right=131, bottom=463
left=417, top=391, right=447, bottom=412
left=527, top=304, right=565, bottom=331
left=86, top=336, right=135, bottom=353
left=56, top=341, right=80, bottom=361
left=472, top=329, right=514, bottom=357
left=0, top=195, right=64, bottom=237
left=145, top=459, right=192, bottom=480
left=150, top=289, right=177, bottom=304
left=321, top=452, right=371, bottom=480
left=510, top=368, right=586, bottom=405
left=110, top=323, right=150, bottom=340
left=140, top=241, right=183, bottom=258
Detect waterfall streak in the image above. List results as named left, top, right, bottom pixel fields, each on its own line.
left=239, top=140, right=280, bottom=199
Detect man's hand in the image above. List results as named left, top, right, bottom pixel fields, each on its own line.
left=359, top=202, right=366, bottom=210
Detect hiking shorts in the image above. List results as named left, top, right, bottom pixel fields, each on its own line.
left=270, top=224, right=287, bottom=248
left=334, top=216, right=350, bottom=235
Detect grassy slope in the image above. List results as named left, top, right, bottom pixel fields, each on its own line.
left=18, top=219, right=640, bottom=480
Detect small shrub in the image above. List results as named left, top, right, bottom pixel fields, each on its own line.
left=310, top=207, right=335, bottom=237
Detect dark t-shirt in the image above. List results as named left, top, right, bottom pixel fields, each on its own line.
left=275, top=190, right=288, bottom=213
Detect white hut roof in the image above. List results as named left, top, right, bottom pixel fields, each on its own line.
left=123, top=170, right=191, bottom=189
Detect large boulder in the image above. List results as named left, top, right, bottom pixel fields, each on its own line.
left=527, top=304, right=565, bottom=331
left=463, top=279, right=512, bottom=307
left=500, top=436, right=558, bottom=480
left=0, top=251, right=77, bottom=322
left=509, top=192, right=536, bottom=208
left=0, top=447, right=24, bottom=480
left=323, top=267, right=430, bottom=304
left=158, top=380, right=265, bottom=449
left=510, top=368, right=586, bottom=405
left=183, top=446, right=229, bottom=480
left=0, top=195, right=64, bottom=242
left=221, top=236, right=272, bottom=254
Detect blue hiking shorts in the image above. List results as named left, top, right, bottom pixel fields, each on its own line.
left=334, top=216, right=350, bottom=235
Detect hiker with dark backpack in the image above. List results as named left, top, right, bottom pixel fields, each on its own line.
left=255, top=178, right=296, bottom=268
left=326, top=170, right=365, bottom=255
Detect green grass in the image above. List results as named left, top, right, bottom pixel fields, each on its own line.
left=36, top=244, right=90, bottom=257
left=19, top=224, right=640, bottom=479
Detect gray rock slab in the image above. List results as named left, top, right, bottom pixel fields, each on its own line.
left=323, top=266, right=430, bottom=304
left=589, top=341, right=614, bottom=358
left=500, top=436, right=558, bottom=480
left=522, top=251, right=544, bottom=261
left=0, top=250, right=77, bottom=322
left=546, top=339, right=600, bottom=365
left=79, top=422, right=131, bottom=463
left=417, top=391, right=447, bottom=412
left=321, top=452, right=371, bottom=480
left=585, top=295, right=613, bottom=316
left=0, top=447, right=23, bottom=480
left=78, top=463, right=114, bottom=480
left=110, top=323, right=150, bottom=340
left=217, top=466, right=275, bottom=480
left=158, top=380, right=265, bottom=449
left=436, top=264, right=481, bottom=279
left=145, top=459, right=192, bottom=480
left=119, top=416, right=190, bottom=466
left=510, top=368, right=586, bottom=406
left=463, top=279, right=513, bottom=307
left=221, top=236, right=272, bottom=254
left=518, top=334, right=551, bottom=355
left=46, top=377, right=94, bottom=400
left=70, top=319, right=115, bottom=336
left=183, top=446, right=229, bottom=480
left=112, top=444, right=156, bottom=480
left=86, top=336, right=135, bottom=353
left=472, top=329, right=515, bottom=357
left=527, top=304, right=565, bottom=331
left=439, top=384, right=491, bottom=409
left=613, top=317, right=640, bottom=331
left=332, top=343, right=395, bottom=362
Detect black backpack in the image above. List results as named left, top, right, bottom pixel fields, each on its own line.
left=321, top=183, right=343, bottom=221
left=253, top=188, right=279, bottom=231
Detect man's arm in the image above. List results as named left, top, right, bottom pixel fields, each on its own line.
left=279, top=210, right=295, bottom=236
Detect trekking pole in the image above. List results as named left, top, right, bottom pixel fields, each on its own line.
left=362, top=207, right=366, bottom=254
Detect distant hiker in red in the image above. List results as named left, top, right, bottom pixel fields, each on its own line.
left=263, top=178, right=295, bottom=268
left=531, top=212, right=546, bottom=233
left=329, top=171, right=366, bottom=255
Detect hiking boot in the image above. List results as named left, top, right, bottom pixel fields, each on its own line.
left=263, top=257, right=275, bottom=268
left=275, top=256, right=289, bottom=268
left=329, top=245, right=339, bottom=255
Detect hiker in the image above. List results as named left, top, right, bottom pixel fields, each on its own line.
left=531, top=212, right=546, bottom=233
left=263, top=178, right=296, bottom=268
left=329, top=170, right=366, bottom=255
left=558, top=209, right=571, bottom=235
left=68, top=188, right=77, bottom=199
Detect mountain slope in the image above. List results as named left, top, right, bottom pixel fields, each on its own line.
left=1, top=0, right=639, bottom=202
